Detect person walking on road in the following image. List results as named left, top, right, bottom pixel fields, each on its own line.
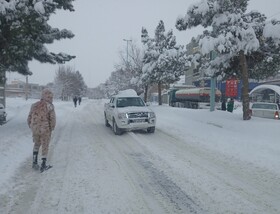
left=227, top=98, right=234, bottom=113
left=73, top=96, right=78, bottom=107
left=78, top=96, right=82, bottom=105
left=221, top=98, right=227, bottom=111
left=27, top=89, right=56, bottom=172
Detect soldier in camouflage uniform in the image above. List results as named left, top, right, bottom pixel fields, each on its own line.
left=27, top=88, right=56, bottom=172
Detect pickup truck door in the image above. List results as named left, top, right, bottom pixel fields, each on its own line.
left=107, top=97, right=115, bottom=122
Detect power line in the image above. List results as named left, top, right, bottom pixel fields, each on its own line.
left=267, top=11, right=280, bottom=20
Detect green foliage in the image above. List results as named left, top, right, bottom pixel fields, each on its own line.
left=0, top=0, right=76, bottom=75
left=175, top=0, right=280, bottom=120
left=176, top=0, right=280, bottom=81
left=141, top=20, right=188, bottom=86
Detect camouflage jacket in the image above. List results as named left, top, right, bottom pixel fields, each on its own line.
left=27, top=89, right=56, bottom=133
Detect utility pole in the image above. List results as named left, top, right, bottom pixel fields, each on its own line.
left=0, top=71, right=6, bottom=107
left=123, top=39, right=132, bottom=63
left=210, top=51, right=217, bottom=112
left=25, top=75, right=29, bottom=100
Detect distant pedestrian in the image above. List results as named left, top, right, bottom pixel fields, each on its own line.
left=73, top=96, right=78, bottom=107
left=227, top=98, right=234, bottom=113
left=78, top=97, right=82, bottom=105
left=27, top=89, right=56, bottom=172
left=221, top=98, right=227, bottom=111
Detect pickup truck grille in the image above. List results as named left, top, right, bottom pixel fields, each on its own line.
left=127, top=112, right=148, bottom=118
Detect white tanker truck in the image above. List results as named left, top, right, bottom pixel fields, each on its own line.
left=169, top=87, right=221, bottom=109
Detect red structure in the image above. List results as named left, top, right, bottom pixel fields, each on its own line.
left=225, top=79, right=238, bottom=97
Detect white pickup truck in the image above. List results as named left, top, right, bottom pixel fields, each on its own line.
left=104, top=89, right=156, bottom=135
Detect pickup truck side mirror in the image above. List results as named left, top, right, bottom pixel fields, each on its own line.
left=109, top=103, right=115, bottom=108
left=145, top=102, right=150, bottom=106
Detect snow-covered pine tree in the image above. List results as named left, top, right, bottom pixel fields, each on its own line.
left=141, top=27, right=154, bottom=102
left=75, top=71, right=87, bottom=97
left=0, top=0, right=75, bottom=76
left=176, top=0, right=280, bottom=120
left=141, top=20, right=187, bottom=105
left=109, top=69, right=128, bottom=94
left=128, top=44, right=145, bottom=95
left=104, top=78, right=119, bottom=98
left=116, top=41, right=145, bottom=96
left=54, top=66, right=87, bottom=100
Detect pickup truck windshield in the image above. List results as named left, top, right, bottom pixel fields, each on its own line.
left=116, top=97, right=145, bottom=107
left=252, top=103, right=277, bottom=110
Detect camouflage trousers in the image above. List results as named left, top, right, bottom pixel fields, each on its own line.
left=32, top=131, right=51, bottom=159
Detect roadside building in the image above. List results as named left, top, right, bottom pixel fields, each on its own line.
left=5, top=80, right=44, bottom=99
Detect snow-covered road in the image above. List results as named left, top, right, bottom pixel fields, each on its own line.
left=1, top=99, right=279, bottom=214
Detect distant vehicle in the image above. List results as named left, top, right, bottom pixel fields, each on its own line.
left=169, top=87, right=221, bottom=109
left=249, top=102, right=279, bottom=120
left=104, top=89, right=156, bottom=135
left=0, top=103, right=7, bottom=124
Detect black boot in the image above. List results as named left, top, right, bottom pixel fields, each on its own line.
left=40, top=158, right=47, bottom=172
left=32, top=151, right=39, bottom=169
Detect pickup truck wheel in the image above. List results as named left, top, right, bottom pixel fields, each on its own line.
left=113, top=119, right=122, bottom=135
left=147, top=127, right=155, bottom=133
left=104, top=113, right=110, bottom=127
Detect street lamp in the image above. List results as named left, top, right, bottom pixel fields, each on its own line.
left=123, top=39, right=132, bottom=63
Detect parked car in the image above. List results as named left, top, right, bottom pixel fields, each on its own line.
left=0, top=103, right=7, bottom=124
left=104, top=89, right=156, bottom=135
left=249, top=102, right=279, bottom=120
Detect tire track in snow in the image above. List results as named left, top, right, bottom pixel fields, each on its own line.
left=129, top=152, right=203, bottom=214
left=129, top=128, right=280, bottom=214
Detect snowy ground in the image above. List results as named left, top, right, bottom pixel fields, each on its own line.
left=0, top=97, right=279, bottom=214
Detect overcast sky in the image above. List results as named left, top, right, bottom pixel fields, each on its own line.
left=7, top=0, right=280, bottom=88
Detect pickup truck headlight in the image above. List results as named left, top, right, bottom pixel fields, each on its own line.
left=149, top=112, right=156, bottom=118
left=118, top=113, right=128, bottom=119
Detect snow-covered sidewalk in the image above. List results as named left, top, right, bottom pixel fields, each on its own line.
left=0, top=98, right=279, bottom=214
